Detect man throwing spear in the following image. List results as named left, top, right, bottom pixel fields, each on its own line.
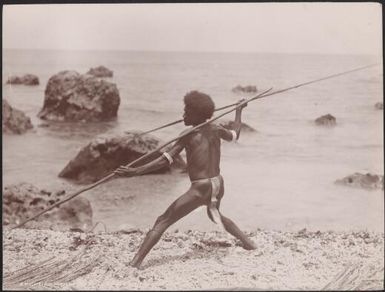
left=114, top=90, right=256, bottom=269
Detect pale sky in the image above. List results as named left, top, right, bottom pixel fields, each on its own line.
left=2, top=3, right=382, bottom=55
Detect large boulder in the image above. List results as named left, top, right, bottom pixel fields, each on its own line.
left=315, top=114, right=337, bottom=126
left=37, top=70, right=120, bottom=122
left=232, top=85, right=258, bottom=94
left=217, top=119, right=256, bottom=133
left=335, top=173, right=384, bottom=190
left=3, top=183, right=93, bottom=231
left=86, top=66, right=113, bottom=78
left=2, top=99, right=33, bottom=134
left=59, top=131, right=186, bottom=184
left=6, top=74, right=39, bottom=86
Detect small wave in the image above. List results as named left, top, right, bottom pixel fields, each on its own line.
left=37, top=120, right=118, bottom=140
left=124, top=107, right=164, bottom=114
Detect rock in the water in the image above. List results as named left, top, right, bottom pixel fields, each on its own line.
left=232, top=85, right=258, bottom=94
left=59, top=131, right=186, bottom=184
left=374, top=102, right=383, bottom=110
left=6, top=74, right=39, bottom=86
left=335, top=173, right=384, bottom=190
left=3, top=182, right=93, bottom=231
left=21, top=74, right=40, bottom=85
left=315, top=114, right=337, bottom=126
left=87, top=66, right=113, bottom=78
left=37, top=70, right=120, bottom=122
left=6, top=76, right=23, bottom=85
left=217, top=119, right=256, bottom=132
left=2, top=99, right=33, bottom=134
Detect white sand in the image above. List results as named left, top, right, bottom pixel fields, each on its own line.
left=3, top=227, right=384, bottom=290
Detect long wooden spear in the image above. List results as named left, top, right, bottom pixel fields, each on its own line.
left=11, top=63, right=379, bottom=229
left=134, top=101, right=242, bottom=136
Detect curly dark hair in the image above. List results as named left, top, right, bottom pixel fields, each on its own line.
left=183, top=91, right=215, bottom=121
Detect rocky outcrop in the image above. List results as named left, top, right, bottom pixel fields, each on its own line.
left=232, top=85, right=257, bottom=94
left=335, top=173, right=384, bottom=190
left=86, top=66, right=113, bottom=78
left=6, top=74, right=39, bottom=86
left=374, top=102, right=383, bottom=110
left=315, top=114, right=336, bottom=126
left=217, top=119, right=256, bottom=133
left=3, top=183, right=93, bottom=231
left=37, top=71, right=120, bottom=122
left=2, top=99, right=33, bottom=134
left=59, top=131, right=186, bottom=184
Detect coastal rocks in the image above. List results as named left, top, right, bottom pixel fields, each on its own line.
left=232, top=85, right=258, bottom=94
left=217, top=119, right=256, bottom=133
left=2, top=99, right=33, bottom=134
left=315, top=114, right=337, bottom=126
left=6, top=76, right=23, bottom=85
left=3, top=182, right=93, bottom=231
left=6, top=74, right=39, bottom=86
left=86, top=66, right=113, bottom=78
left=374, top=102, right=383, bottom=110
left=37, top=70, right=120, bottom=122
left=335, top=173, right=384, bottom=190
left=59, top=131, right=186, bottom=184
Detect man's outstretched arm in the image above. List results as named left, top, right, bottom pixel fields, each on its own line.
left=114, top=139, right=185, bottom=177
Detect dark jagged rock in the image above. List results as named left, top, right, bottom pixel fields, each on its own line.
left=315, top=114, right=337, bottom=126
left=37, top=70, right=120, bottom=122
left=86, top=66, right=113, bottom=78
left=6, top=76, right=23, bottom=85
left=2, top=99, right=33, bottom=134
left=59, top=131, right=186, bottom=184
left=374, top=102, right=383, bottom=110
left=6, top=74, right=39, bottom=86
left=21, top=74, right=40, bottom=85
left=3, top=183, right=93, bottom=231
left=217, top=119, right=256, bottom=133
left=232, top=85, right=258, bottom=94
left=335, top=173, right=384, bottom=190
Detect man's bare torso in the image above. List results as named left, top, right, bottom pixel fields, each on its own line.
left=183, top=124, right=222, bottom=181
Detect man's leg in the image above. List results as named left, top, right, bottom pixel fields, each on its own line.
left=207, top=207, right=256, bottom=250
left=220, top=215, right=256, bottom=250
left=130, top=187, right=204, bottom=268
left=206, top=179, right=256, bottom=251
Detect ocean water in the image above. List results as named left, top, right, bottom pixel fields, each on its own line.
left=2, top=49, right=383, bottom=232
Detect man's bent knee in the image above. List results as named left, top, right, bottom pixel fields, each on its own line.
left=152, top=214, right=171, bottom=233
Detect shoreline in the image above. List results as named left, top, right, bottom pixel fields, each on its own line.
left=3, top=227, right=384, bottom=290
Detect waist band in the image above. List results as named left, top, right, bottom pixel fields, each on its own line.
left=191, top=175, right=221, bottom=184
left=192, top=175, right=221, bottom=202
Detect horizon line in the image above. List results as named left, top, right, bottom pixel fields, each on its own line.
left=2, top=47, right=381, bottom=57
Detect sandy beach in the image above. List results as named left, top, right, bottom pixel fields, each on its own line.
left=3, top=227, right=384, bottom=290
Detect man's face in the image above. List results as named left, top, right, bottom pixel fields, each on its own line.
left=183, top=106, right=199, bottom=126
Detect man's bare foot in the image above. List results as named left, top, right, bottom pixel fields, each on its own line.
left=126, top=260, right=143, bottom=270
left=243, top=240, right=257, bottom=250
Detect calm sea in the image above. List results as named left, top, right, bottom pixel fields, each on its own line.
left=2, top=49, right=383, bottom=232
